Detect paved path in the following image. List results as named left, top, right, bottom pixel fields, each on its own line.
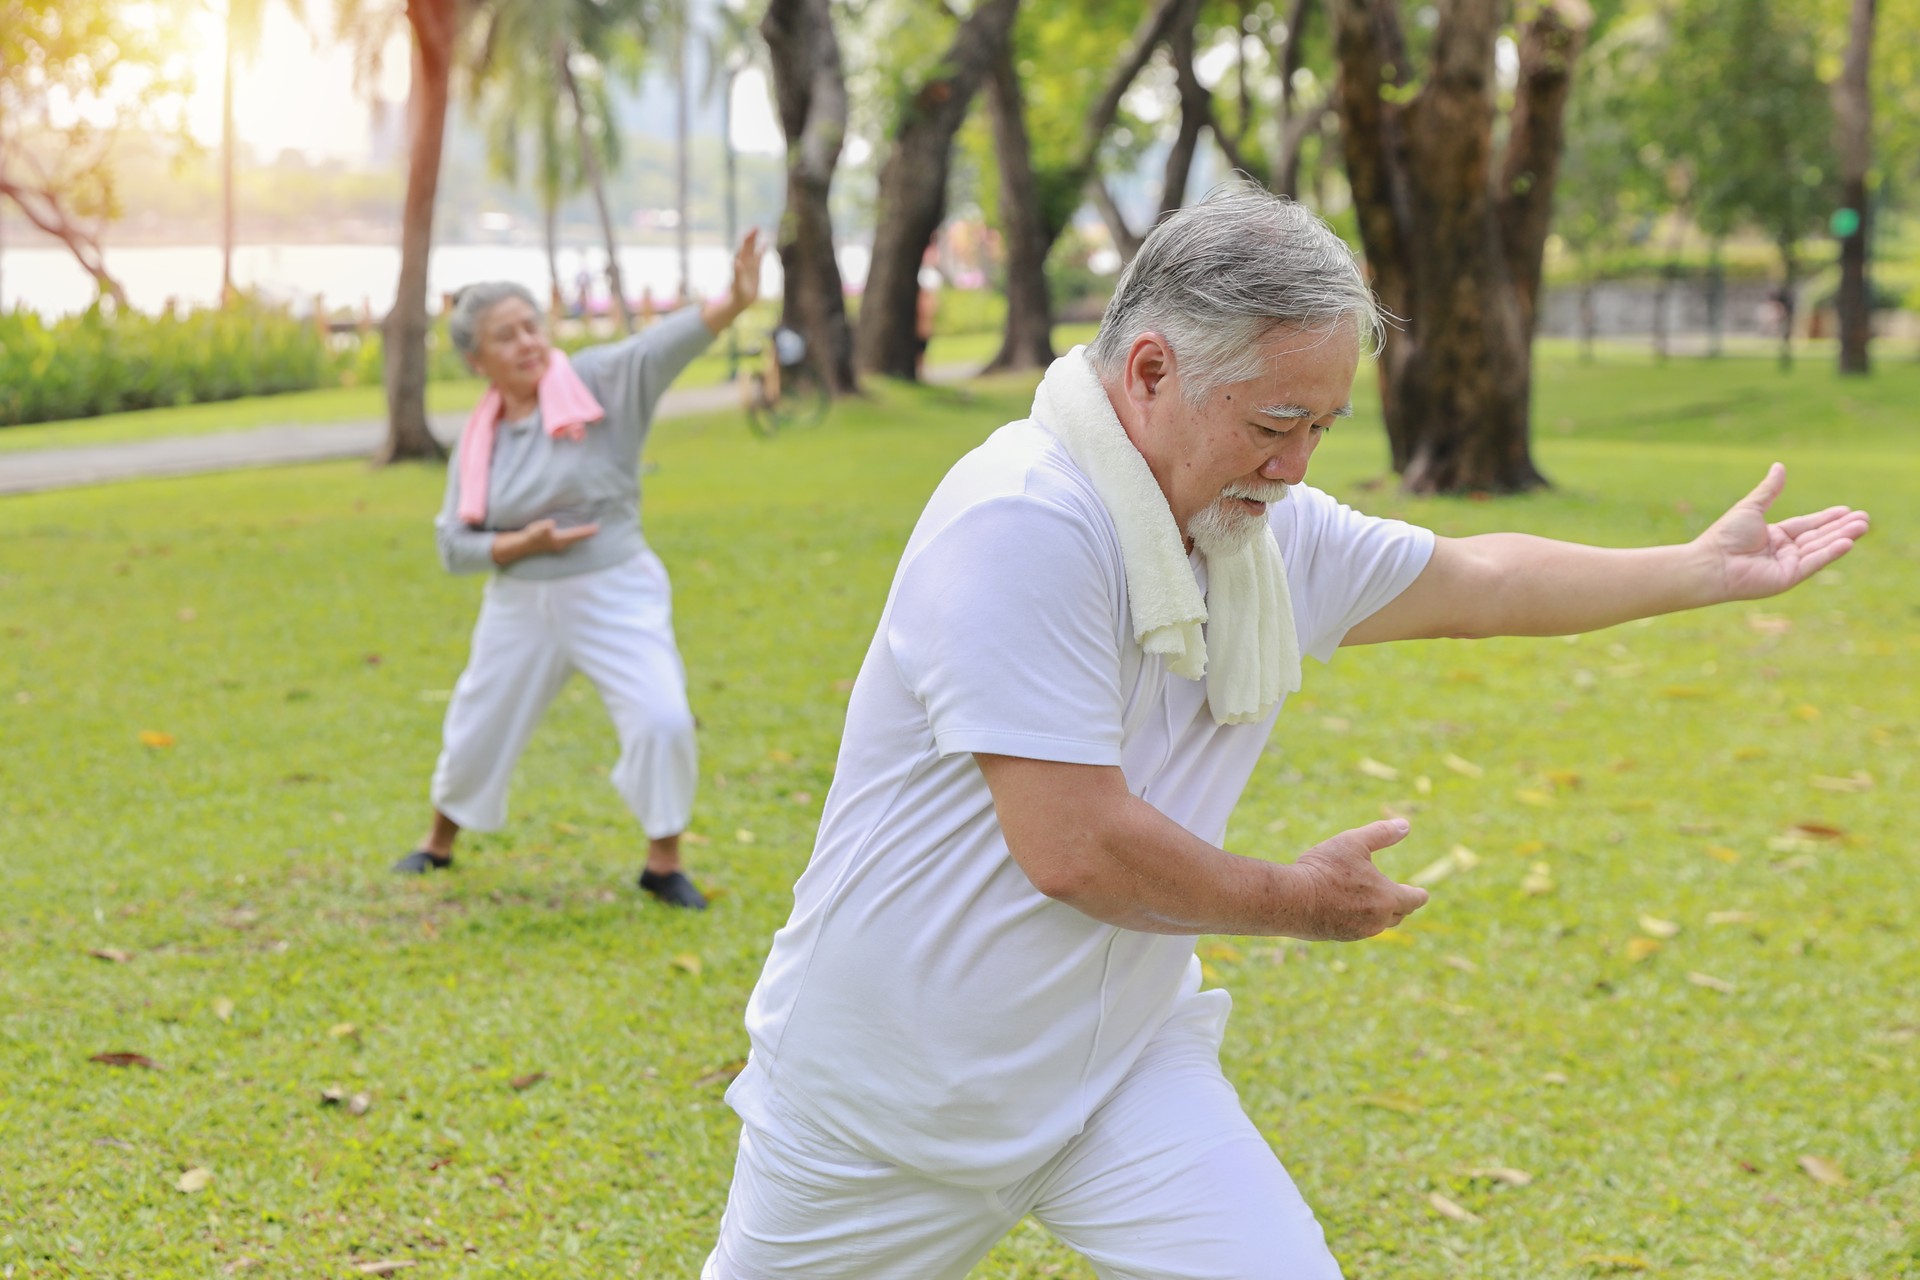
left=0, top=381, right=748, bottom=497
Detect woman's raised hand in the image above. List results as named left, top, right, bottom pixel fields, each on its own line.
left=703, top=229, right=766, bottom=334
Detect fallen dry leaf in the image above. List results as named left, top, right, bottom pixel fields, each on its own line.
left=1706, top=910, right=1755, bottom=926
left=683, top=831, right=712, bottom=847
left=347, top=1092, right=372, bottom=1116
left=1540, top=1071, right=1570, bottom=1085
left=1638, top=914, right=1682, bottom=939
left=1357, top=757, right=1401, bottom=781
left=1513, top=839, right=1545, bottom=856
left=1462, top=1166, right=1533, bottom=1187
left=320, top=1086, right=347, bottom=1106
left=212, top=998, right=235, bottom=1023
left=1414, top=774, right=1433, bottom=795
left=1797, top=1155, right=1848, bottom=1186
left=1515, top=788, right=1554, bottom=807
left=1624, top=937, right=1663, bottom=963
left=1793, top=703, right=1821, bottom=721
left=1358, top=1092, right=1422, bottom=1115
left=1687, top=971, right=1736, bottom=994
left=693, top=1059, right=747, bottom=1088
left=88, top=948, right=133, bottom=964
left=1442, top=753, right=1484, bottom=779
left=1789, top=821, right=1847, bottom=840
left=328, top=1023, right=359, bottom=1041
left=510, top=1072, right=546, bottom=1091
left=670, top=953, right=703, bottom=976
left=176, top=1167, right=212, bottom=1193
left=1746, top=612, right=1793, bottom=635
left=1705, top=844, right=1742, bottom=864
left=1578, top=1255, right=1652, bottom=1273
left=354, top=1263, right=417, bottom=1276
left=1810, top=772, right=1874, bottom=793
left=1320, top=716, right=1351, bottom=732
left=1443, top=954, right=1480, bottom=975
left=733, top=828, right=757, bottom=845
left=1427, top=1192, right=1480, bottom=1223
left=1521, top=862, right=1555, bottom=896
left=138, top=730, right=177, bottom=749
left=1542, top=769, right=1583, bottom=789
left=90, top=1052, right=160, bottom=1070
left=767, top=747, right=795, bottom=765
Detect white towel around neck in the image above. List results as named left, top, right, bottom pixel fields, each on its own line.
left=1029, top=346, right=1301, bottom=725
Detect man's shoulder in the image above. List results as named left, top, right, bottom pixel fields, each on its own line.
left=937, top=420, right=1110, bottom=525
left=903, top=420, right=1120, bottom=574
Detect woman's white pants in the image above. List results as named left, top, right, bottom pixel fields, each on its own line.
left=430, top=551, right=696, bottom=839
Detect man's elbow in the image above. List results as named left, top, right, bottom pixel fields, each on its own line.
left=1020, top=848, right=1103, bottom=905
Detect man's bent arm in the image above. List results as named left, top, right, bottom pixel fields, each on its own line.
left=976, top=754, right=1427, bottom=941
left=1346, top=464, right=1869, bottom=646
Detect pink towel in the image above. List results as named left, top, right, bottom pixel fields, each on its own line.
left=456, top=350, right=605, bottom=525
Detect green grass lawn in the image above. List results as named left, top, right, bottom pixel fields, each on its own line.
left=1, top=349, right=1914, bottom=1277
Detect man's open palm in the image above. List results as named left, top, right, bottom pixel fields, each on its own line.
left=1701, top=464, right=1870, bottom=601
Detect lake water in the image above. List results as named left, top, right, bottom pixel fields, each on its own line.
left=0, top=241, right=873, bottom=320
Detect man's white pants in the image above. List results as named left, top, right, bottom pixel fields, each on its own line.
left=431, top=551, right=696, bottom=839
left=703, top=991, right=1343, bottom=1280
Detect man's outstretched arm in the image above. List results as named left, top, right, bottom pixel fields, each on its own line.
left=976, top=754, right=1428, bottom=940
left=1344, top=464, right=1870, bottom=645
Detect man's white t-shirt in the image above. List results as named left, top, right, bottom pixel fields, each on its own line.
left=730, top=420, right=1434, bottom=1188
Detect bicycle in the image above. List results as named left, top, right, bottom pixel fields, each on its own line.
left=740, top=325, right=830, bottom=438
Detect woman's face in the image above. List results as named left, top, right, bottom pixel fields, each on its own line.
left=470, top=296, right=551, bottom=403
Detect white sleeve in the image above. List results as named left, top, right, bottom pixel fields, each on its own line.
left=887, top=496, right=1125, bottom=766
left=1278, top=483, right=1436, bottom=661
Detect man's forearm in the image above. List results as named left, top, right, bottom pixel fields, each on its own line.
left=1036, top=794, right=1308, bottom=936
left=1448, top=533, right=1726, bottom=638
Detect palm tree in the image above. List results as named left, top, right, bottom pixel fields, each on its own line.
left=218, top=0, right=305, bottom=305
left=475, top=0, right=665, bottom=334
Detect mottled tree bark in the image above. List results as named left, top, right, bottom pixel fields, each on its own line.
left=379, top=0, right=457, bottom=465
left=983, top=40, right=1055, bottom=372
left=762, top=0, right=858, bottom=395
left=855, top=0, right=1020, bottom=380
left=1331, top=0, right=1591, bottom=494
left=1832, top=0, right=1875, bottom=375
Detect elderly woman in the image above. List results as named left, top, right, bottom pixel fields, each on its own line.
left=394, top=231, right=764, bottom=910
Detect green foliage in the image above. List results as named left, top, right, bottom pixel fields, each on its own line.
left=1, top=352, right=1915, bottom=1274
left=0, top=298, right=341, bottom=427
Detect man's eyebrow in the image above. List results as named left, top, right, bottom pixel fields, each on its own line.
left=1255, top=402, right=1354, bottom=420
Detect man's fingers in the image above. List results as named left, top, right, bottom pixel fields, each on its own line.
left=1739, top=462, right=1787, bottom=514
left=1772, top=505, right=1856, bottom=539
left=1394, top=883, right=1431, bottom=916
left=1340, top=817, right=1411, bottom=861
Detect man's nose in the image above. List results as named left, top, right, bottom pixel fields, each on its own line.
left=1259, top=437, right=1314, bottom=485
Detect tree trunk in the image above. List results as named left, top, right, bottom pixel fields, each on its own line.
left=543, top=190, right=561, bottom=321
left=221, top=14, right=237, bottom=306
left=1089, top=176, right=1143, bottom=263
left=1158, top=0, right=1209, bottom=220
left=559, top=44, right=634, bottom=336
left=1833, top=0, right=1875, bottom=375
left=762, top=0, right=858, bottom=395
left=1273, top=0, right=1314, bottom=195
left=855, top=0, right=1021, bottom=380
left=1776, top=248, right=1797, bottom=371
left=0, top=175, right=129, bottom=308
left=983, top=37, right=1054, bottom=373
left=378, top=0, right=456, bottom=465
left=1578, top=273, right=1595, bottom=363
left=674, top=28, right=692, bottom=307
left=1332, top=0, right=1590, bottom=494
left=1706, top=242, right=1724, bottom=358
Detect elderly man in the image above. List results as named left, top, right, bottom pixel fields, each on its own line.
left=703, top=184, right=1868, bottom=1278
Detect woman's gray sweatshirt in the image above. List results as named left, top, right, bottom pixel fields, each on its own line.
left=434, top=306, right=713, bottom=580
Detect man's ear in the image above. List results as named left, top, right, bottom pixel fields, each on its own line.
left=1125, top=334, right=1173, bottom=405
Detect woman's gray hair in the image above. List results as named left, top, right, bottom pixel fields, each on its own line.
left=1088, top=180, right=1382, bottom=402
left=448, top=281, right=542, bottom=359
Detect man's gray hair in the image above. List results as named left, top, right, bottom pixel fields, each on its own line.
left=448, top=281, right=541, bottom=358
left=1088, top=180, right=1382, bottom=402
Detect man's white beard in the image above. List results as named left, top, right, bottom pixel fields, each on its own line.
left=1188, top=480, right=1289, bottom=555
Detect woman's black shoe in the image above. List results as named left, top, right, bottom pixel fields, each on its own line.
left=639, top=868, right=708, bottom=910
left=392, top=849, right=454, bottom=874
